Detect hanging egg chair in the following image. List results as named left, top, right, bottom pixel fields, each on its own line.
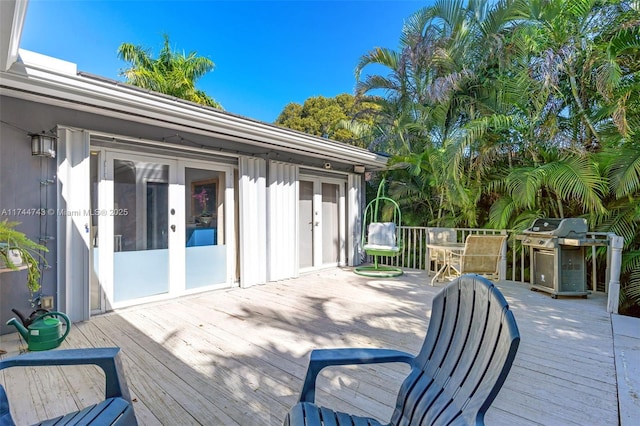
left=354, top=178, right=403, bottom=277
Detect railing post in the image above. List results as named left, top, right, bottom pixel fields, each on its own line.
left=425, top=227, right=431, bottom=273
left=499, top=234, right=508, bottom=281
left=606, top=234, right=624, bottom=314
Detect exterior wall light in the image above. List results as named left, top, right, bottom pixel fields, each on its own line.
left=30, top=132, right=57, bottom=158
left=354, top=165, right=366, bottom=173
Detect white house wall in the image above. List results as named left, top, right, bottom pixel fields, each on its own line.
left=56, top=128, right=91, bottom=321
left=267, top=161, right=299, bottom=281
left=238, top=157, right=267, bottom=287
left=348, top=174, right=364, bottom=266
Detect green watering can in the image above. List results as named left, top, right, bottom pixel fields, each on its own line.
left=6, top=311, right=71, bottom=351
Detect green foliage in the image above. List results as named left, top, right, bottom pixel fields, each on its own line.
left=118, top=34, right=222, bottom=109
left=357, top=0, right=640, bottom=312
left=274, top=94, right=380, bottom=148
left=0, top=219, right=48, bottom=293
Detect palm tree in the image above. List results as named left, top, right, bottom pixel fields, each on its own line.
left=355, top=0, right=528, bottom=225
left=118, top=34, right=222, bottom=109
left=357, top=0, right=639, bottom=313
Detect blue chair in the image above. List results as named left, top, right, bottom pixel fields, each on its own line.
left=283, top=274, right=520, bottom=426
left=0, top=347, right=137, bottom=425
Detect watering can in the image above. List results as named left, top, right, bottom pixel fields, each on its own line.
left=6, top=310, right=71, bottom=351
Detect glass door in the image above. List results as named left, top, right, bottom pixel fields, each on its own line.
left=184, top=165, right=227, bottom=289
left=105, top=152, right=178, bottom=304
left=91, top=151, right=234, bottom=311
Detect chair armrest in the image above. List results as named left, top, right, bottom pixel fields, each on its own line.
left=299, top=348, right=415, bottom=403
left=0, top=348, right=131, bottom=402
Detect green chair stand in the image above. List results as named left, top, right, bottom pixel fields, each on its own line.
left=354, top=179, right=403, bottom=277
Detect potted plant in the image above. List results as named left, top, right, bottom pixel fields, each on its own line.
left=0, top=219, right=48, bottom=293
left=192, top=188, right=212, bottom=226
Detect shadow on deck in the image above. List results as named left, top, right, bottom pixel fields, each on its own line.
left=0, top=269, right=622, bottom=425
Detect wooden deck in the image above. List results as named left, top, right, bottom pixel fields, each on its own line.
left=1, top=268, right=619, bottom=425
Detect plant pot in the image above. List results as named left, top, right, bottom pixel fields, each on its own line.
left=0, top=248, right=24, bottom=270
left=199, top=215, right=213, bottom=226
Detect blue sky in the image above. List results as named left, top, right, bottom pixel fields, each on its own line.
left=20, top=0, right=428, bottom=123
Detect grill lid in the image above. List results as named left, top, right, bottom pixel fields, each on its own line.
left=523, top=218, right=588, bottom=238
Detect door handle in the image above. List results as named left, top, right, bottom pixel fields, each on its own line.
left=170, top=224, right=176, bottom=232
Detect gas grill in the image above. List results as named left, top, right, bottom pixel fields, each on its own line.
left=517, top=218, right=591, bottom=298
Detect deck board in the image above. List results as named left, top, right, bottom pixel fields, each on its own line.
left=1, top=268, right=619, bottom=425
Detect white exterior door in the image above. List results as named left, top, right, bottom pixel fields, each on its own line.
left=90, top=150, right=234, bottom=311
left=102, top=151, right=178, bottom=307
left=180, top=160, right=235, bottom=292
left=298, top=176, right=346, bottom=272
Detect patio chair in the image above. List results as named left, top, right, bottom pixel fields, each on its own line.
left=450, top=235, right=507, bottom=281
left=0, top=347, right=137, bottom=425
left=283, top=274, right=520, bottom=426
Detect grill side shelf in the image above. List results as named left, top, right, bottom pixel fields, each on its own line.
left=558, top=238, right=609, bottom=247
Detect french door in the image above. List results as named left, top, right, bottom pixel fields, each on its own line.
left=298, top=177, right=345, bottom=271
left=90, top=150, right=232, bottom=312
left=103, top=152, right=178, bottom=305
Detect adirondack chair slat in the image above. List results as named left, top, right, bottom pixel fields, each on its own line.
left=335, top=411, right=356, bottom=425
left=284, top=403, right=305, bottom=426
left=35, top=399, right=129, bottom=426
left=401, top=285, right=474, bottom=424
left=392, top=370, right=428, bottom=426
left=319, top=407, right=339, bottom=426
left=285, top=402, right=386, bottom=426
left=77, top=398, right=132, bottom=425
left=305, top=402, right=323, bottom=425
left=284, top=274, right=520, bottom=426
left=426, top=286, right=460, bottom=371
left=432, top=288, right=498, bottom=424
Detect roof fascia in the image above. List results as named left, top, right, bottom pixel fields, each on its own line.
left=1, top=51, right=388, bottom=169
left=0, top=0, right=29, bottom=72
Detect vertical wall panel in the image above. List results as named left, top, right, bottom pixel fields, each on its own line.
left=57, top=128, right=91, bottom=321
left=348, top=174, right=364, bottom=266
left=267, top=161, right=299, bottom=281
left=238, top=157, right=267, bottom=287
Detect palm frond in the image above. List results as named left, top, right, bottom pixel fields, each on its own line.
left=488, top=196, right=516, bottom=228
left=609, top=144, right=640, bottom=198
left=506, top=166, right=545, bottom=209
left=354, top=47, right=401, bottom=81
left=541, top=155, right=607, bottom=214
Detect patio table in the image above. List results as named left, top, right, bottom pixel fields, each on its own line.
left=427, top=242, right=465, bottom=285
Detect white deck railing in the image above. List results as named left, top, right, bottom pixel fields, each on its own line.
left=371, top=226, right=624, bottom=313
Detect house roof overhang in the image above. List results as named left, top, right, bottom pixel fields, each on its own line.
left=0, top=0, right=388, bottom=171
left=0, top=0, right=28, bottom=72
